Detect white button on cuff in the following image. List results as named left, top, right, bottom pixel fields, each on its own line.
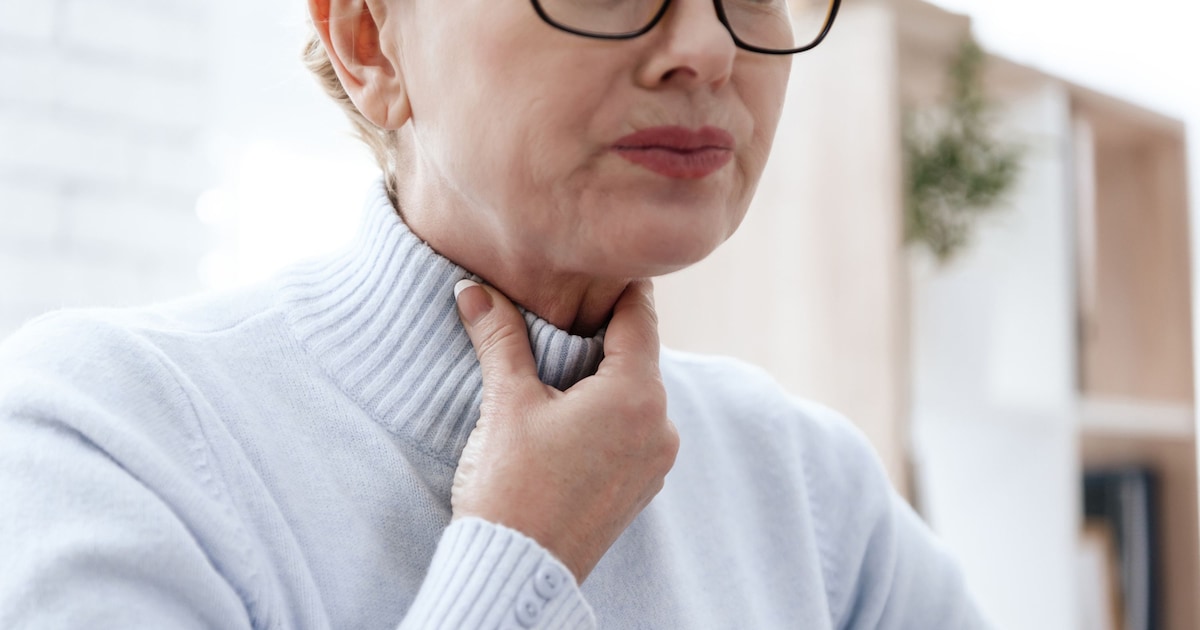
left=515, top=589, right=543, bottom=627
left=533, top=563, right=566, bottom=599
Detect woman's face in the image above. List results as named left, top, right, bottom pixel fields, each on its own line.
left=394, top=0, right=791, bottom=278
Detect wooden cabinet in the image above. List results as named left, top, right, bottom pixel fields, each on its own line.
left=1074, top=87, right=1198, bottom=630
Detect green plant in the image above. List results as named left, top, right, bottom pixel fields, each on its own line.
left=903, top=38, right=1023, bottom=262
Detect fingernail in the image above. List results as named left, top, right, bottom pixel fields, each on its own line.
left=454, top=279, right=492, bottom=326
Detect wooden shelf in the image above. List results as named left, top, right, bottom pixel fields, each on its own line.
left=1080, top=398, right=1195, bottom=440
left=1073, top=99, right=1194, bottom=403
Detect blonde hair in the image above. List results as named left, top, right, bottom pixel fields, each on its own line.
left=301, top=28, right=400, bottom=203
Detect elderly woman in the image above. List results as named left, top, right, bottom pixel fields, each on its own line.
left=0, top=0, right=990, bottom=628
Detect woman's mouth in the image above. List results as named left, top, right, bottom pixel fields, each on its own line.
left=611, top=126, right=735, bottom=179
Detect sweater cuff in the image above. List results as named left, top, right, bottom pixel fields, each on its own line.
left=401, top=517, right=596, bottom=630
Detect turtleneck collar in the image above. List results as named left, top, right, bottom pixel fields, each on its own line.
left=280, top=179, right=605, bottom=464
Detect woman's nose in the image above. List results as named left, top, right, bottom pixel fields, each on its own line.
left=634, top=0, right=738, bottom=91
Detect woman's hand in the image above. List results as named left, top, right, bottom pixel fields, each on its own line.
left=450, top=279, right=679, bottom=584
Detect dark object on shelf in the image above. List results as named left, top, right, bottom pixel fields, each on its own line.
left=1083, top=466, right=1161, bottom=630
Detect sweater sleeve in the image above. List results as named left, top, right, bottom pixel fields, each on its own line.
left=399, top=518, right=596, bottom=630
left=794, top=400, right=996, bottom=630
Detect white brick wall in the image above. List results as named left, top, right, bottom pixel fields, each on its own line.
left=0, top=0, right=214, bottom=339
left=57, top=0, right=207, bottom=69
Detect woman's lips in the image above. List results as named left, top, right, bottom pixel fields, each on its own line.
left=612, top=126, right=735, bottom=179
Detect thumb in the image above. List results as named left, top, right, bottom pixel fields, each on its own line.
left=598, top=279, right=660, bottom=378
left=454, top=279, right=539, bottom=384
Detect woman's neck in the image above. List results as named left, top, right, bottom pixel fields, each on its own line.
left=391, top=170, right=628, bottom=338
left=412, top=221, right=628, bottom=337
left=495, top=277, right=629, bottom=337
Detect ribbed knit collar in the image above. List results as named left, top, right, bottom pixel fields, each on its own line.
left=281, top=179, right=605, bottom=465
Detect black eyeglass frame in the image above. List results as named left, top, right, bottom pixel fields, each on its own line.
left=530, top=0, right=842, bottom=55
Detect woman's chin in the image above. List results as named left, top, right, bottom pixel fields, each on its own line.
left=584, top=226, right=731, bottom=278
left=623, top=205, right=743, bottom=273
left=560, top=190, right=748, bottom=277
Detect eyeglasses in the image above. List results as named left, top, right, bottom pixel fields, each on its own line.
left=531, top=0, right=841, bottom=55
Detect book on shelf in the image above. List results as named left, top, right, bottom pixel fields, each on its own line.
left=1079, top=520, right=1122, bottom=630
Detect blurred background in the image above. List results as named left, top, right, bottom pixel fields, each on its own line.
left=0, top=0, right=1196, bottom=628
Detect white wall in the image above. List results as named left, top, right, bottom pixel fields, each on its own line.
left=0, top=0, right=214, bottom=338
left=200, top=0, right=376, bottom=289
left=0, top=0, right=378, bottom=341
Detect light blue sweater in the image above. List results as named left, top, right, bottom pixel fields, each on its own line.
left=0, top=181, right=991, bottom=629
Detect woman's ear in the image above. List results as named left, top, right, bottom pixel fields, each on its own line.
left=308, top=0, right=411, bottom=129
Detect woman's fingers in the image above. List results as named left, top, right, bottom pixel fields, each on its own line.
left=450, top=277, right=675, bottom=583
left=454, top=279, right=538, bottom=385
left=599, top=280, right=661, bottom=377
